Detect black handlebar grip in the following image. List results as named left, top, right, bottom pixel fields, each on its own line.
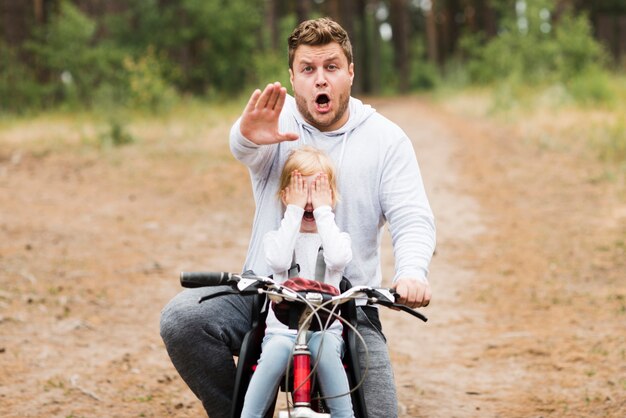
left=180, top=271, right=233, bottom=288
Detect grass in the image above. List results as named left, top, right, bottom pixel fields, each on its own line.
left=436, top=72, right=626, bottom=180
left=0, top=96, right=242, bottom=155
left=3, top=75, right=625, bottom=177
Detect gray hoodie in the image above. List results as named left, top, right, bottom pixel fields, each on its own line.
left=230, top=95, right=436, bottom=290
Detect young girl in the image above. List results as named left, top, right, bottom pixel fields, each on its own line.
left=241, top=146, right=354, bottom=418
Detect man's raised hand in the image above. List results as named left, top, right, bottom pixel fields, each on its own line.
left=239, top=82, right=299, bottom=145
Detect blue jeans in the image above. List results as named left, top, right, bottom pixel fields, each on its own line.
left=160, top=286, right=398, bottom=418
left=241, top=331, right=354, bottom=418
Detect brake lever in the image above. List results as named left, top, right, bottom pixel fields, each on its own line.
left=388, top=302, right=428, bottom=322
left=197, top=275, right=270, bottom=303
left=198, top=289, right=239, bottom=303
left=369, top=289, right=428, bottom=322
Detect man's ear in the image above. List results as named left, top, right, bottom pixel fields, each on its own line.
left=289, top=68, right=295, bottom=91
left=348, top=62, right=354, bottom=86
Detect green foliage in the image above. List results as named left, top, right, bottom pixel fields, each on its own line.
left=123, top=47, right=178, bottom=113
left=378, top=39, right=398, bottom=95
left=104, top=0, right=266, bottom=96
left=163, top=0, right=264, bottom=94
left=103, top=0, right=168, bottom=55
left=98, top=112, right=135, bottom=148
left=566, top=67, right=615, bottom=105
left=253, top=14, right=299, bottom=91
left=25, top=1, right=127, bottom=109
left=0, top=42, right=49, bottom=112
left=251, top=51, right=291, bottom=91
left=411, top=62, right=440, bottom=91
left=594, top=120, right=626, bottom=164
left=107, top=119, right=134, bottom=146
left=553, top=12, right=607, bottom=80
left=458, top=1, right=611, bottom=105
left=410, top=38, right=440, bottom=90
left=2, top=0, right=620, bottom=114
left=462, top=4, right=605, bottom=82
left=1, top=0, right=278, bottom=113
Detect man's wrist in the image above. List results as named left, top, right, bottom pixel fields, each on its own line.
left=394, top=275, right=429, bottom=286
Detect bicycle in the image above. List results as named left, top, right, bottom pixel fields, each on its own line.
left=180, top=271, right=427, bottom=418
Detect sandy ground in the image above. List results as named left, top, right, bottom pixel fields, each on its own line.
left=0, top=96, right=624, bottom=417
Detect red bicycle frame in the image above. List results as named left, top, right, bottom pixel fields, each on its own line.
left=292, top=339, right=312, bottom=407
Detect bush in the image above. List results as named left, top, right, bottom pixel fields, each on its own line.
left=457, top=3, right=613, bottom=106
left=410, top=39, right=441, bottom=90
left=163, top=0, right=264, bottom=95
left=460, top=4, right=607, bottom=86
left=567, top=67, right=615, bottom=105
left=251, top=51, right=291, bottom=90
left=594, top=120, right=626, bottom=164
left=25, top=1, right=128, bottom=110
left=0, top=42, right=50, bottom=113
left=553, top=12, right=608, bottom=80
left=123, top=47, right=178, bottom=113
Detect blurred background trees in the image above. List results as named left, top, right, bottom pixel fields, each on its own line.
left=1, top=0, right=625, bottom=113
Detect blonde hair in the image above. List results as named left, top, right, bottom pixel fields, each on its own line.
left=278, top=146, right=340, bottom=204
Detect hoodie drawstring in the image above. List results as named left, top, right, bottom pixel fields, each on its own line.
left=337, top=132, right=347, bottom=174
left=298, top=124, right=307, bottom=145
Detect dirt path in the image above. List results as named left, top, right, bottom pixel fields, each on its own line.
left=376, top=98, right=496, bottom=417
left=1, top=97, right=624, bottom=417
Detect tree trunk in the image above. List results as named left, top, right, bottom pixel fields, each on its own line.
left=355, top=0, right=370, bottom=94
left=370, top=0, right=381, bottom=94
left=390, top=0, right=410, bottom=91
left=324, top=0, right=340, bottom=20
left=296, top=0, right=311, bottom=24
left=265, top=0, right=280, bottom=51
left=1, top=0, right=43, bottom=46
left=424, top=1, right=439, bottom=66
left=476, top=0, right=497, bottom=38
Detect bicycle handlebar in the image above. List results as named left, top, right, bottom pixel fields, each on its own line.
left=180, top=271, right=428, bottom=322
left=180, top=271, right=234, bottom=288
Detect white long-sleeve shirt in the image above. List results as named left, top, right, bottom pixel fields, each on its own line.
left=263, top=205, right=351, bottom=333
left=230, top=95, right=436, bottom=292
left=264, top=205, right=352, bottom=284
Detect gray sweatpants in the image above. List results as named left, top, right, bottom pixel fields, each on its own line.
left=160, top=286, right=398, bottom=417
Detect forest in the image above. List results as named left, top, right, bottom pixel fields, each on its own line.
left=2, top=2, right=626, bottom=417
left=1, top=0, right=625, bottom=113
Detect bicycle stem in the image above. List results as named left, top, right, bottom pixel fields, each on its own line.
left=292, top=335, right=311, bottom=407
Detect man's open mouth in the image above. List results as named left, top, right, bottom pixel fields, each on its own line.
left=303, top=211, right=315, bottom=221
left=315, top=94, right=330, bottom=110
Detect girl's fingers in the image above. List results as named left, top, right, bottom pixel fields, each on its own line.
left=315, top=173, right=328, bottom=192
left=299, top=174, right=305, bottom=190
left=296, top=173, right=304, bottom=193
left=289, top=170, right=298, bottom=189
left=289, top=170, right=307, bottom=196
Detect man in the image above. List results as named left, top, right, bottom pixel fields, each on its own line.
left=161, top=17, right=435, bottom=417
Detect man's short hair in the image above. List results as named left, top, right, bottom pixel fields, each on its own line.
left=288, top=17, right=353, bottom=69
